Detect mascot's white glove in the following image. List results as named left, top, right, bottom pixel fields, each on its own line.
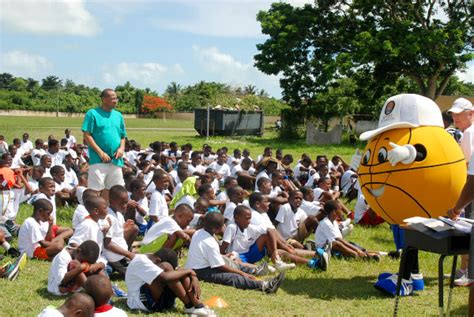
left=388, top=142, right=417, bottom=166
left=349, top=149, right=361, bottom=171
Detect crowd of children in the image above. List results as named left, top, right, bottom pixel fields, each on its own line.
left=0, top=130, right=387, bottom=316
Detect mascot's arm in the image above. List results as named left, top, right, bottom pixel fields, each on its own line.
left=387, top=142, right=417, bottom=166
left=349, top=149, right=361, bottom=171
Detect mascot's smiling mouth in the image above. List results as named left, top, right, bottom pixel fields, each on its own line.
left=369, top=185, right=385, bottom=198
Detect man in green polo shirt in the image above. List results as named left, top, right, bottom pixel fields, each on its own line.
left=82, top=89, right=126, bottom=199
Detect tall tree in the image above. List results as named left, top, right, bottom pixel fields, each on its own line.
left=255, top=0, right=473, bottom=121
left=0, top=73, right=14, bottom=89
left=41, top=75, right=62, bottom=91
left=165, top=82, right=182, bottom=96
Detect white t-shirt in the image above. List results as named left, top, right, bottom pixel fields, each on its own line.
left=223, top=201, right=237, bottom=221
left=202, top=154, right=216, bottom=165
left=32, top=193, right=57, bottom=224
left=65, top=135, right=77, bottom=149
left=175, top=195, right=196, bottom=209
left=340, top=170, right=357, bottom=196
left=222, top=223, right=266, bottom=254
left=300, top=199, right=322, bottom=217
left=21, top=140, right=33, bottom=153
left=142, top=217, right=181, bottom=245
left=103, top=208, right=128, bottom=263
left=63, top=167, right=78, bottom=188
left=149, top=190, right=169, bottom=220
left=37, top=307, right=64, bottom=317
left=469, top=153, right=474, bottom=175
left=47, top=151, right=66, bottom=167
left=126, top=254, right=163, bottom=312
left=11, top=153, right=25, bottom=168
left=306, top=172, right=320, bottom=188
left=209, top=161, right=231, bottom=180
left=250, top=208, right=275, bottom=230
left=188, top=163, right=206, bottom=175
left=172, top=182, right=183, bottom=197
left=18, top=217, right=48, bottom=258
left=354, top=191, right=369, bottom=224
left=275, top=203, right=308, bottom=240
left=216, top=191, right=228, bottom=202
left=315, top=217, right=342, bottom=247
left=95, top=306, right=127, bottom=317
left=460, top=124, right=474, bottom=163
left=69, top=217, right=106, bottom=265
left=72, top=204, right=89, bottom=229
left=133, top=196, right=149, bottom=225
left=31, top=148, right=46, bottom=166
left=75, top=186, right=87, bottom=205
left=0, top=189, right=16, bottom=221
left=231, top=164, right=255, bottom=177
left=47, top=248, right=72, bottom=295
left=185, top=229, right=225, bottom=270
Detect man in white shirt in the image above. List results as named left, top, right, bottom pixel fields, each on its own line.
left=64, top=129, right=77, bottom=150
left=20, top=132, right=33, bottom=155
left=448, top=98, right=474, bottom=163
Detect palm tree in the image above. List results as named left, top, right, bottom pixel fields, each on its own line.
left=165, top=82, right=182, bottom=97
left=244, top=84, right=257, bottom=95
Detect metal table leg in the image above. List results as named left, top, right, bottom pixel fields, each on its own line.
left=394, top=247, right=410, bottom=317
left=438, top=255, right=446, bottom=317
left=446, top=255, right=457, bottom=317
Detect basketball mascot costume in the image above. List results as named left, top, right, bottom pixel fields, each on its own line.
left=353, top=93, right=466, bottom=296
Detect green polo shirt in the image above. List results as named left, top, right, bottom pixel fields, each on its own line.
left=81, top=107, right=127, bottom=167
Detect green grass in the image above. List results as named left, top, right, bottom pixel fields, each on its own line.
left=2, top=205, right=470, bottom=316
left=0, top=115, right=470, bottom=316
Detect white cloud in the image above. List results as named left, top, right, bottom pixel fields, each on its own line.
left=456, top=62, right=474, bottom=83
left=150, top=0, right=313, bottom=38
left=192, top=45, right=281, bottom=97
left=102, top=62, right=185, bottom=88
left=0, top=50, right=52, bottom=77
left=0, top=0, right=101, bottom=36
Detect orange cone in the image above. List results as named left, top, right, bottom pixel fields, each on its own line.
left=204, top=296, right=229, bottom=308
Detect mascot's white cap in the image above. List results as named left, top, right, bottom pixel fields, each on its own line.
left=360, top=94, right=443, bottom=141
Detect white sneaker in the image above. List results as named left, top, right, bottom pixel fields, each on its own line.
left=267, top=265, right=277, bottom=273
left=274, top=260, right=296, bottom=271
left=184, top=306, right=217, bottom=317
left=454, top=273, right=474, bottom=287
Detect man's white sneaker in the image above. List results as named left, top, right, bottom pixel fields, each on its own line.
left=274, top=260, right=296, bottom=271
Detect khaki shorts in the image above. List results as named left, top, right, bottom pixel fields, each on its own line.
left=88, top=163, right=124, bottom=191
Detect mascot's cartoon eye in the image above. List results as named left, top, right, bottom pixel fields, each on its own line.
left=362, top=149, right=371, bottom=165
left=377, top=147, right=388, bottom=163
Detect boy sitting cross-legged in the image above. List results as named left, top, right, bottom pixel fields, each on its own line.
left=47, top=240, right=102, bottom=296
left=185, top=212, right=285, bottom=293
left=125, top=247, right=216, bottom=316
left=18, top=199, right=72, bottom=260
left=140, top=203, right=194, bottom=254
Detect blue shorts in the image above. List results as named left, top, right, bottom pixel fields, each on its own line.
left=239, top=243, right=266, bottom=264
left=139, top=284, right=176, bottom=312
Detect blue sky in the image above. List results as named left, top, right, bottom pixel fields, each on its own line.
left=0, top=0, right=472, bottom=99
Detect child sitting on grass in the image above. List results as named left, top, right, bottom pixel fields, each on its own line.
left=149, top=169, right=170, bottom=223
left=103, top=185, right=138, bottom=278
left=126, top=179, right=150, bottom=236
left=47, top=240, right=101, bottom=296
left=125, top=247, right=216, bottom=316
left=84, top=274, right=127, bottom=316
left=18, top=199, right=72, bottom=260
left=72, top=189, right=99, bottom=229
left=31, top=177, right=58, bottom=224
left=37, top=293, right=95, bottom=317
left=315, top=200, right=380, bottom=260
left=185, top=212, right=285, bottom=293
left=141, top=203, right=194, bottom=253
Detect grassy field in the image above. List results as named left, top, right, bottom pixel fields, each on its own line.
left=0, top=115, right=470, bottom=316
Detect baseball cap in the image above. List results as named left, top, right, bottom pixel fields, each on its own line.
left=360, top=94, right=443, bottom=141
left=447, top=97, right=473, bottom=114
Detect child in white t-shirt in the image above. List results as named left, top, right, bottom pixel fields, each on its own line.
left=31, top=177, right=58, bottom=224
left=149, top=170, right=170, bottom=223
left=72, top=189, right=99, bottom=229
left=223, top=185, right=245, bottom=222
left=47, top=240, right=101, bottom=296
left=126, top=248, right=215, bottom=315
left=84, top=274, right=127, bottom=317
left=300, top=187, right=322, bottom=217
left=103, top=185, right=138, bottom=278
left=209, top=152, right=231, bottom=185
left=141, top=204, right=194, bottom=254
left=185, top=212, right=285, bottom=293
left=126, top=179, right=150, bottom=236
left=18, top=199, right=72, bottom=260
left=37, top=293, right=95, bottom=317
left=275, top=190, right=318, bottom=248
left=69, top=196, right=109, bottom=268
left=315, top=200, right=379, bottom=260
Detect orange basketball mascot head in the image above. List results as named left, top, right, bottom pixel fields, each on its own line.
left=356, top=94, right=466, bottom=224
